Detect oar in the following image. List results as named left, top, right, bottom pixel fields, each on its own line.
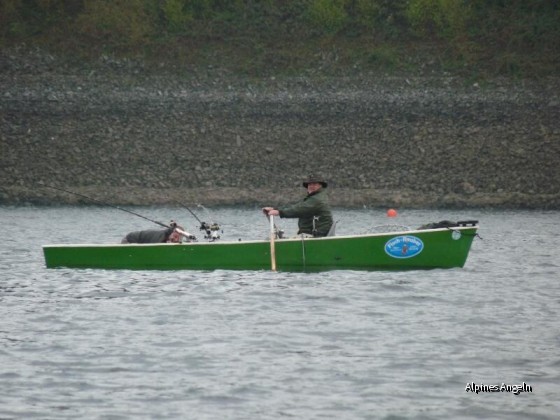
left=269, top=214, right=277, bottom=272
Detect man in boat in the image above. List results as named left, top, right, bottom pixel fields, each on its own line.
left=262, top=175, right=334, bottom=237
left=121, top=221, right=193, bottom=244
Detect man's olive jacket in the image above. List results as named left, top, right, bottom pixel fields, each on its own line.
left=278, top=189, right=333, bottom=237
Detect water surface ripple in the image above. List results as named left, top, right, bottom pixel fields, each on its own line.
left=1, top=206, right=558, bottom=419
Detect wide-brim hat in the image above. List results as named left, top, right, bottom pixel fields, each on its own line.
left=302, top=175, right=328, bottom=188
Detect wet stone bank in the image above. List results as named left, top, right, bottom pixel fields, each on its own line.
left=1, top=51, right=559, bottom=209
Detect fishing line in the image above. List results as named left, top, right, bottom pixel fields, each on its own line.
left=45, top=185, right=171, bottom=228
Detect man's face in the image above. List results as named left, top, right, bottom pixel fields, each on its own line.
left=307, top=182, right=322, bottom=193
left=168, top=230, right=182, bottom=243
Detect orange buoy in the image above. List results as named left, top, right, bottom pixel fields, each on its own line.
left=387, top=208, right=397, bottom=218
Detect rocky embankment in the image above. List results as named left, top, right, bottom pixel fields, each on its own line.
left=1, top=49, right=559, bottom=209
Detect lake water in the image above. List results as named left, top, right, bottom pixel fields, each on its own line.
left=1, top=206, right=559, bottom=419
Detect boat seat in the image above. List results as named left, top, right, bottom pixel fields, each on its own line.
left=327, top=220, right=338, bottom=237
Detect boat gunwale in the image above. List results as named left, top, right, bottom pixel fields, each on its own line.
left=42, top=225, right=478, bottom=248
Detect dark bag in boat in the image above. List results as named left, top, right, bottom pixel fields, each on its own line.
left=418, top=220, right=458, bottom=230
left=418, top=220, right=478, bottom=230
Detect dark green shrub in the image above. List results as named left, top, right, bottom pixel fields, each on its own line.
left=306, top=0, right=349, bottom=34
left=74, top=0, right=154, bottom=46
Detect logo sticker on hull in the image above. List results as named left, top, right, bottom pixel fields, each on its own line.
left=385, top=235, right=424, bottom=259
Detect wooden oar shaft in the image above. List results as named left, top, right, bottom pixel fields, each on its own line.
left=270, top=215, right=277, bottom=271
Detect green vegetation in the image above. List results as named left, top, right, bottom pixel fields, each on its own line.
left=1, top=0, right=558, bottom=77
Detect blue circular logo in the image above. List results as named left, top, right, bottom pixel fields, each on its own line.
left=384, top=235, right=424, bottom=259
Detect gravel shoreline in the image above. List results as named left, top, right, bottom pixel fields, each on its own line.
left=2, top=49, right=559, bottom=209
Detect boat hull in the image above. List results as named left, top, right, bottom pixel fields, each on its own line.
left=43, top=226, right=478, bottom=271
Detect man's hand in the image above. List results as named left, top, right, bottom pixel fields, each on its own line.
left=262, top=207, right=279, bottom=216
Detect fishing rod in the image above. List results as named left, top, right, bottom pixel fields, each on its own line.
left=172, top=199, right=221, bottom=241
left=195, top=203, right=222, bottom=241
left=46, top=185, right=171, bottom=229
left=132, top=169, right=204, bottom=227
left=135, top=169, right=219, bottom=241
left=173, top=200, right=203, bottom=225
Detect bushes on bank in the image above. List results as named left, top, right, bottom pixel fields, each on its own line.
left=1, top=0, right=558, bottom=76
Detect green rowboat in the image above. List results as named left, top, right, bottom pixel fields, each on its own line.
left=43, top=222, right=479, bottom=271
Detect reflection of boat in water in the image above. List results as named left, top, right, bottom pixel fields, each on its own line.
left=43, top=221, right=479, bottom=272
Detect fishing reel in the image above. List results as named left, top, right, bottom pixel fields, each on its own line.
left=200, top=222, right=221, bottom=241
left=180, top=232, right=197, bottom=242
left=275, top=227, right=285, bottom=239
